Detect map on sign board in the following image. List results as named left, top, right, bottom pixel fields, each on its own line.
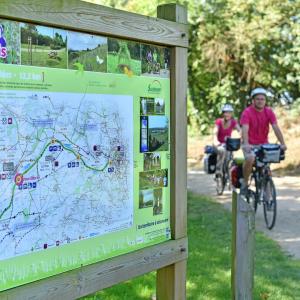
left=0, top=91, right=133, bottom=260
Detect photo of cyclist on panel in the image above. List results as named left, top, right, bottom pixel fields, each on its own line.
left=240, top=87, right=287, bottom=193
left=213, top=103, right=240, bottom=176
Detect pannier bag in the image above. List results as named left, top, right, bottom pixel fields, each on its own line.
left=258, top=144, right=282, bottom=163
left=226, top=138, right=241, bottom=152
left=204, top=153, right=217, bottom=174
left=204, top=145, right=217, bottom=154
left=230, top=158, right=244, bottom=188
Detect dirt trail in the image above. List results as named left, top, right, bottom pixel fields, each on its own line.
left=188, top=170, right=300, bottom=259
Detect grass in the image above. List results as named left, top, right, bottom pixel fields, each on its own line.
left=21, top=44, right=67, bottom=68
left=80, top=193, right=300, bottom=300
left=68, top=45, right=107, bottom=72
left=148, top=131, right=169, bottom=152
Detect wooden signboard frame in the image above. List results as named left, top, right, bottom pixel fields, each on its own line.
left=0, top=1, right=188, bottom=299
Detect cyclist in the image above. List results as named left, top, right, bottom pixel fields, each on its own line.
left=240, top=87, right=287, bottom=193
left=213, top=103, right=240, bottom=177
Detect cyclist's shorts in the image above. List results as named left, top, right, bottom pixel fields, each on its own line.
left=242, top=145, right=260, bottom=160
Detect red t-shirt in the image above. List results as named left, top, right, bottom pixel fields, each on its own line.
left=215, top=118, right=237, bottom=143
left=240, top=105, right=277, bottom=144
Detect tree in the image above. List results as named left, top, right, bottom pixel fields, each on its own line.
left=189, top=0, right=300, bottom=132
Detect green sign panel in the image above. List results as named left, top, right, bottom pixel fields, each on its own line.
left=0, top=19, right=171, bottom=291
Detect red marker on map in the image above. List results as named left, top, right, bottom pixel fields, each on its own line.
left=14, top=173, right=24, bottom=186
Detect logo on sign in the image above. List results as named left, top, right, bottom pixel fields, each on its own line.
left=0, top=24, right=7, bottom=59
left=148, top=80, right=162, bottom=94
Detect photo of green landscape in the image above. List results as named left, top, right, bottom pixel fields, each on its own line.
left=21, top=24, right=67, bottom=68
left=107, top=38, right=141, bottom=75
left=140, top=97, right=154, bottom=115
left=68, top=31, right=107, bottom=72
left=139, top=189, right=154, bottom=208
left=0, top=19, right=20, bottom=64
left=139, top=169, right=168, bottom=190
left=144, top=153, right=161, bottom=171
left=148, top=116, right=169, bottom=151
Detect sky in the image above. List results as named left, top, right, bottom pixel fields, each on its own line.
left=21, top=24, right=68, bottom=40
left=68, top=31, right=107, bottom=51
left=149, top=116, right=168, bottom=129
left=140, top=189, right=154, bottom=202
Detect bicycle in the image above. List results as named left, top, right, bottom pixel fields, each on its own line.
left=244, top=144, right=284, bottom=230
left=215, top=138, right=240, bottom=195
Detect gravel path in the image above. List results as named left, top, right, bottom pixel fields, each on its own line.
left=188, top=170, right=300, bottom=259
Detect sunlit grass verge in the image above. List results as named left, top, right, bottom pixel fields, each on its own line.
left=81, top=193, right=300, bottom=300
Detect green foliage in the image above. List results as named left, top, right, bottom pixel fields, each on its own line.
left=188, top=0, right=300, bottom=132
left=107, top=53, right=141, bottom=75
left=21, top=25, right=66, bottom=49
left=81, top=193, right=300, bottom=299
left=108, top=38, right=141, bottom=60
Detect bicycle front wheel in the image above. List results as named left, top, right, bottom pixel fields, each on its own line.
left=263, top=178, right=277, bottom=230
left=216, top=174, right=225, bottom=195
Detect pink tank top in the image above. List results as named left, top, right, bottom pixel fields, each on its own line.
left=215, top=118, right=237, bottom=143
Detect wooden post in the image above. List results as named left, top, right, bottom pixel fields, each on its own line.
left=156, top=4, right=188, bottom=300
left=231, top=191, right=255, bottom=300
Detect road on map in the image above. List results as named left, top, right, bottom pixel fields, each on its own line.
left=188, top=170, right=300, bottom=259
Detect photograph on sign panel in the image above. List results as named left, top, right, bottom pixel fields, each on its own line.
left=154, top=98, right=165, bottom=115
left=0, top=19, right=20, bottom=64
left=140, top=116, right=149, bottom=153
left=107, top=38, right=141, bottom=76
left=144, top=152, right=161, bottom=171
left=141, top=44, right=170, bottom=78
left=140, top=97, right=164, bottom=115
left=139, top=189, right=154, bottom=208
left=148, top=115, right=169, bottom=151
left=139, top=169, right=168, bottom=190
left=21, top=24, right=68, bottom=69
left=153, top=188, right=163, bottom=215
left=68, top=31, right=107, bottom=72
left=140, top=97, right=154, bottom=115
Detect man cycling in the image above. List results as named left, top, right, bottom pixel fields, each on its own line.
left=213, top=103, right=240, bottom=176
left=240, top=87, right=287, bottom=193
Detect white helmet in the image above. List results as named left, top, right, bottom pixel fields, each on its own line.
left=250, top=87, right=267, bottom=98
left=221, top=103, right=234, bottom=112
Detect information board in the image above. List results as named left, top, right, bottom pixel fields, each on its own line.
left=0, top=19, right=170, bottom=291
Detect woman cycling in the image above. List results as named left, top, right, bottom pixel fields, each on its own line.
left=213, top=104, right=240, bottom=176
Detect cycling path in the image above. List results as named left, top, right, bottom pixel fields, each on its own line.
left=188, top=170, right=300, bottom=259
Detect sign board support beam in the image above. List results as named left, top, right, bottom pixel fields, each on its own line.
left=156, top=4, right=188, bottom=300
left=0, top=238, right=187, bottom=300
